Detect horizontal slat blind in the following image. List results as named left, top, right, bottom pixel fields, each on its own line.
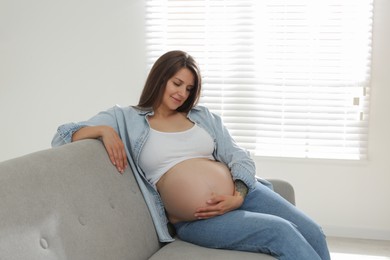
left=145, top=0, right=373, bottom=160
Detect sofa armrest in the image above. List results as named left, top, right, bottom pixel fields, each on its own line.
left=267, top=179, right=296, bottom=205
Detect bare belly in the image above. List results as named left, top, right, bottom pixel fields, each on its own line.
left=156, top=158, right=234, bottom=223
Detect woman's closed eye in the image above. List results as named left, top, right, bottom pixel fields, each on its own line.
left=173, top=81, right=192, bottom=92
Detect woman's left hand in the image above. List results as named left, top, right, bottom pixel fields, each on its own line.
left=194, top=191, right=244, bottom=219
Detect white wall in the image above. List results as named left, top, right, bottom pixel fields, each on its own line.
left=0, top=0, right=146, bottom=161
left=1, top=0, right=389, bottom=240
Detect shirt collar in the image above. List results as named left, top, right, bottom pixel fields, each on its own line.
left=133, top=105, right=201, bottom=116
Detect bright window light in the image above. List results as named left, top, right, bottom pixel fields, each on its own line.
left=145, top=0, right=373, bottom=160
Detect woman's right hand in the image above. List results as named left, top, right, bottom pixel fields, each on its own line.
left=100, top=126, right=128, bottom=174
left=72, top=126, right=127, bottom=174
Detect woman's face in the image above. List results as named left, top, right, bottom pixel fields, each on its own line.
left=159, top=68, right=195, bottom=112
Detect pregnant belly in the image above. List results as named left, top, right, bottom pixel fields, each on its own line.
left=156, top=158, right=234, bottom=223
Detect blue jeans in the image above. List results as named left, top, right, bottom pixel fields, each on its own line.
left=174, top=182, right=330, bottom=260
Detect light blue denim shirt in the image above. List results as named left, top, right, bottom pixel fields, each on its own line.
left=52, top=105, right=257, bottom=242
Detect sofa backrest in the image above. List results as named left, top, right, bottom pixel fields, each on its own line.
left=0, top=140, right=161, bottom=260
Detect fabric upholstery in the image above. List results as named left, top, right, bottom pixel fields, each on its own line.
left=0, top=139, right=295, bottom=259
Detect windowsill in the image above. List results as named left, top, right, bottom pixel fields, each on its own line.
left=253, top=155, right=370, bottom=166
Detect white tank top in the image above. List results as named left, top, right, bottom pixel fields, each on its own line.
left=139, top=124, right=215, bottom=186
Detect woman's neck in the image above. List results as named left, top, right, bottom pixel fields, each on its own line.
left=153, top=107, right=179, bottom=119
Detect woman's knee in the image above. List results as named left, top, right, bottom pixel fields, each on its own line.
left=267, top=218, right=301, bottom=240
left=297, top=217, right=327, bottom=242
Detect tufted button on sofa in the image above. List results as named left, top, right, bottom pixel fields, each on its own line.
left=0, top=139, right=295, bottom=260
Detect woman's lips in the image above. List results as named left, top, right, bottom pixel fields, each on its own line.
left=171, top=96, right=182, bottom=104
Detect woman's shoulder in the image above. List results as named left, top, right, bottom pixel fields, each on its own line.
left=111, top=104, right=151, bottom=115
left=103, top=105, right=150, bottom=123
left=191, top=105, right=223, bottom=124
left=192, top=105, right=220, bottom=117
left=192, top=105, right=213, bottom=115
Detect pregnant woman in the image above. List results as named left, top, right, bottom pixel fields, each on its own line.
left=52, top=50, right=330, bottom=260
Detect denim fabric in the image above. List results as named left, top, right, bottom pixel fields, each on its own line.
left=51, top=105, right=258, bottom=242
left=174, top=182, right=331, bottom=260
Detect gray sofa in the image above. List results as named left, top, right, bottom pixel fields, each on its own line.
left=0, top=139, right=295, bottom=260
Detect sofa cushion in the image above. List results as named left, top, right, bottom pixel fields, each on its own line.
left=0, top=140, right=160, bottom=260
left=149, top=239, right=276, bottom=260
left=0, top=139, right=295, bottom=260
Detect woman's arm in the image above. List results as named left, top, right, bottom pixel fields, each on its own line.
left=194, top=180, right=248, bottom=219
left=52, top=106, right=127, bottom=174
left=72, top=126, right=127, bottom=173
left=199, top=107, right=257, bottom=189
left=234, top=179, right=249, bottom=198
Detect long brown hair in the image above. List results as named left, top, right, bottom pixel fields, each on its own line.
left=137, top=50, right=202, bottom=113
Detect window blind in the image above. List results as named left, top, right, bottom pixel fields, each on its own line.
left=145, top=0, right=373, bottom=160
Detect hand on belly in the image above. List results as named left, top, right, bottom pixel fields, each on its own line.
left=156, top=158, right=235, bottom=223
left=193, top=191, right=245, bottom=220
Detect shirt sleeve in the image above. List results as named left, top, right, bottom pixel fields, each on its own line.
left=203, top=108, right=257, bottom=190
left=51, top=106, right=119, bottom=147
